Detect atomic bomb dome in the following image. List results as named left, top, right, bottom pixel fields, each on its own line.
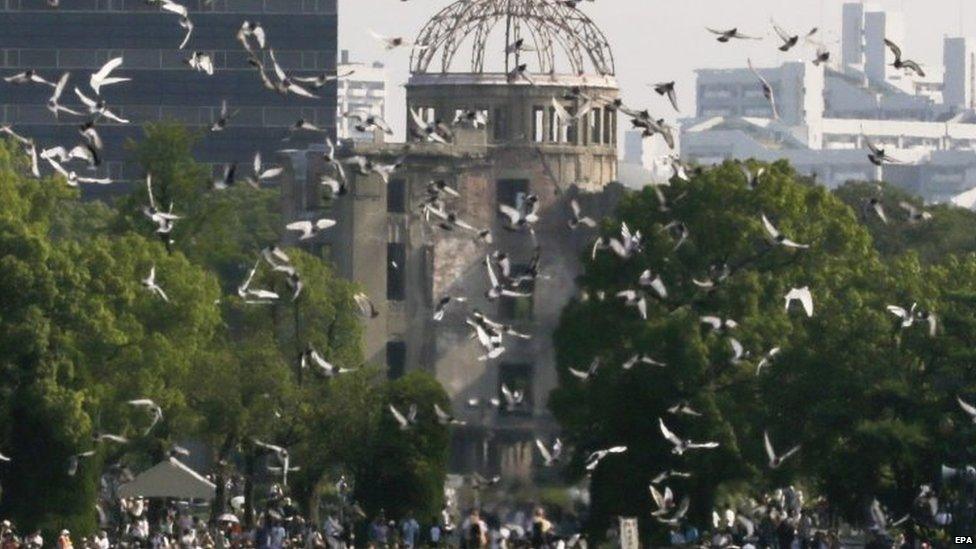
left=405, top=0, right=621, bottom=165
left=409, top=0, right=615, bottom=77
left=310, top=2, right=626, bottom=481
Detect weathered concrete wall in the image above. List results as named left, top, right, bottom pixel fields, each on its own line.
left=279, top=77, right=626, bottom=477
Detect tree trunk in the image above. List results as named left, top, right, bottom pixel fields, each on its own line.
left=244, top=450, right=257, bottom=528
left=307, top=476, right=321, bottom=528
left=210, top=434, right=237, bottom=522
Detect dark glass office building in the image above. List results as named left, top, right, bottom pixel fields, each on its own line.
left=0, top=0, right=337, bottom=187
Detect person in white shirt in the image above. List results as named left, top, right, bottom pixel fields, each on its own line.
left=26, top=530, right=43, bottom=548
left=94, top=531, right=110, bottom=549
left=429, top=519, right=442, bottom=548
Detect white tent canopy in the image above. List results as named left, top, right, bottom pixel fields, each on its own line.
left=117, top=458, right=216, bottom=501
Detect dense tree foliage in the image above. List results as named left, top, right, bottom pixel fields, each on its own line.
left=550, top=160, right=976, bottom=541
left=0, top=123, right=452, bottom=534
left=835, top=180, right=976, bottom=261
left=355, top=371, right=453, bottom=520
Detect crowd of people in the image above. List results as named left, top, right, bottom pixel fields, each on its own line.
left=0, top=503, right=581, bottom=549
left=0, top=479, right=960, bottom=548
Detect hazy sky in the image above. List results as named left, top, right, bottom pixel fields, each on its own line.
left=339, top=0, right=976, bottom=140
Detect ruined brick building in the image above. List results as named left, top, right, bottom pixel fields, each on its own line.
left=280, top=0, right=625, bottom=479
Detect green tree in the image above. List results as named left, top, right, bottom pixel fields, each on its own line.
left=0, top=120, right=455, bottom=533
left=355, top=371, right=452, bottom=520
left=0, top=138, right=222, bottom=533
left=834, top=180, right=976, bottom=261
left=549, top=159, right=937, bottom=538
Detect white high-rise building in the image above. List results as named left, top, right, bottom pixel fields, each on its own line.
left=864, top=9, right=905, bottom=84
left=944, top=37, right=976, bottom=110
left=841, top=2, right=866, bottom=68
left=336, top=50, right=388, bottom=141
left=682, top=3, right=976, bottom=204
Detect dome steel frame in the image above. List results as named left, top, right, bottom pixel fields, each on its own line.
left=409, top=0, right=615, bottom=77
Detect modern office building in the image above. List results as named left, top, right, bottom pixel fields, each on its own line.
left=336, top=49, right=387, bottom=142
left=0, top=0, right=337, bottom=186
left=280, top=0, right=623, bottom=479
left=682, top=2, right=976, bottom=203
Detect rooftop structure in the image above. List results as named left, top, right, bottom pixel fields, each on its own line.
left=409, top=0, right=614, bottom=76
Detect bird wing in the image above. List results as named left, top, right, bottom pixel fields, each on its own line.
left=798, top=288, right=814, bottom=316
left=179, top=18, right=194, bottom=49
left=902, top=60, right=925, bottom=76
left=52, top=72, right=70, bottom=101
left=665, top=87, right=679, bottom=112
left=287, top=81, right=319, bottom=98
left=535, top=439, right=552, bottom=463
left=433, top=403, right=450, bottom=421
left=607, top=238, right=628, bottom=258
left=763, top=431, right=777, bottom=462
left=473, top=323, right=492, bottom=348
left=648, top=276, right=667, bottom=299
left=550, top=97, right=573, bottom=124
left=781, top=444, right=801, bottom=461
left=898, top=201, right=920, bottom=217
left=247, top=289, right=279, bottom=300
left=409, top=107, right=428, bottom=130
left=761, top=213, right=781, bottom=240
left=770, top=20, right=792, bottom=43
left=74, top=86, right=97, bottom=108
left=286, top=221, right=312, bottom=235
left=485, top=255, right=500, bottom=288
left=371, top=116, right=394, bottom=134
left=864, top=135, right=883, bottom=155
left=958, top=396, right=976, bottom=418
left=620, top=221, right=633, bottom=241
left=160, top=0, right=188, bottom=17
left=268, top=49, right=288, bottom=81
left=498, top=203, right=521, bottom=224
left=92, top=56, right=124, bottom=83
left=568, top=367, right=589, bottom=380
left=637, top=297, right=648, bottom=320
left=659, top=418, right=683, bottom=446
left=700, top=316, right=722, bottom=329
left=388, top=404, right=409, bottom=427
left=883, top=39, right=902, bottom=61
left=314, top=218, right=337, bottom=230
left=650, top=485, right=666, bottom=509
left=729, top=337, right=744, bottom=360
left=368, top=29, right=390, bottom=44
left=886, top=305, right=908, bottom=319
left=747, top=58, right=766, bottom=85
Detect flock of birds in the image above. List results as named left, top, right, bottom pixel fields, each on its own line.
left=0, top=0, right=966, bottom=534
